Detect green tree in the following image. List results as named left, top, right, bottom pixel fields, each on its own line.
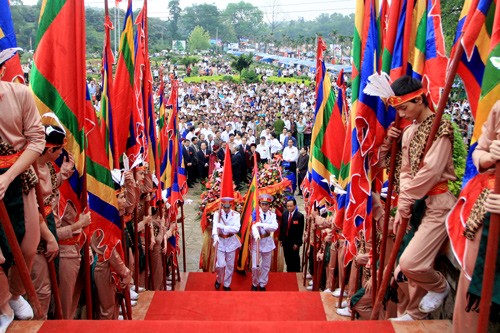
left=168, top=0, right=181, bottom=40
left=187, top=26, right=210, bottom=52
left=179, top=4, right=220, bottom=37
left=230, top=53, right=253, bottom=80
left=178, top=56, right=200, bottom=68
left=441, top=0, right=463, bottom=55
left=222, top=2, right=264, bottom=39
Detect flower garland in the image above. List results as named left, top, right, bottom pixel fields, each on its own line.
left=257, top=156, right=292, bottom=209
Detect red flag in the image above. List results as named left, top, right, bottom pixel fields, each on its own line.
left=220, top=146, right=234, bottom=201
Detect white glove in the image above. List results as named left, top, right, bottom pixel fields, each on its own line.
left=212, top=234, right=219, bottom=247
left=252, top=225, right=260, bottom=240
left=254, top=222, right=264, bottom=228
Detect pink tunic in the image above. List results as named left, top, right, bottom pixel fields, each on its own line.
left=0, top=81, right=45, bottom=154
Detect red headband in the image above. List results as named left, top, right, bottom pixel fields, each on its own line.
left=388, top=88, right=425, bottom=107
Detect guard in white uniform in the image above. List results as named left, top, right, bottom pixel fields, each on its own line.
left=212, top=200, right=241, bottom=291
left=251, top=194, right=278, bottom=291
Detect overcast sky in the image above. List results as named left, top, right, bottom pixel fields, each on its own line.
left=23, top=0, right=355, bottom=21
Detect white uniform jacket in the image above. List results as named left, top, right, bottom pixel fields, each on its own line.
left=251, top=208, right=278, bottom=253
left=213, top=210, right=242, bottom=252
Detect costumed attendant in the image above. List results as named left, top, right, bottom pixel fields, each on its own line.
left=387, top=76, right=456, bottom=321
left=149, top=201, right=166, bottom=291
left=449, top=100, right=500, bottom=333
left=31, top=123, right=74, bottom=319
left=0, top=48, right=45, bottom=324
left=92, top=182, right=132, bottom=319
left=251, top=194, right=278, bottom=291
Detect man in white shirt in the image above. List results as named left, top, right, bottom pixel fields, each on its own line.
left=221, top=124, right=232, bottom=143
left=268, top=133, right=282, bottom=157
left=256, top=137, right=270, bottom=164
left=251, top=194, right=278, bottom=291
left=279, top=128, right=288, bottom=145
left=260, top=126, right=272, bottom=141
left=282, top=139, right=299, bottom=192
left=247, top=129, right=256, bottom=145
left=201, top=123, right=214, bottom=138
left=212, top=200, right=241, bottom=291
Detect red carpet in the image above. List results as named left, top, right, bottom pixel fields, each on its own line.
left=185, top=272, right=299, bottom=291
left=145, top=291, right=326, bottom=321
left=38, top=320, right=396, bottom=333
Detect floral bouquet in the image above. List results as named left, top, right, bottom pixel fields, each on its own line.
left=257, top=156, right=292, bottom=209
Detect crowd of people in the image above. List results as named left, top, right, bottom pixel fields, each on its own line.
left=175, top=80, right=316, bottom=192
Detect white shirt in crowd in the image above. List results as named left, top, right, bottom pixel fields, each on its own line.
left=186, top=132, right=195, bottom=141
left=268, top=138, right=282, bottom=155
left=282, top=146, right=299, bottom=162
left=256, top=143, right=270, bottom=160
left=284, top=119, right=291, bottom=130
left=221, top=131, right=230, bottom=143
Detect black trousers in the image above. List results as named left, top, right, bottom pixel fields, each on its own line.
left=283, top=243, right=301, bottom=272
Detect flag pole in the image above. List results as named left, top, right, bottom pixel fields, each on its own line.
left=477, top=161, right=500, bottom=333
left=376, top=115, right=400, bottom=303
left=375, top=0, right=403, bottom=306
left=371, top=28, right=468, bottom=320
left=180, top=202, right=187, bottom=272
left=302, top=215, right=311, bottom=286
left=376, top=0, right=411, bottom=304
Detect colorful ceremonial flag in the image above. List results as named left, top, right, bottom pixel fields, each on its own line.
left=162, top=79, right=187, bottom=208
left=137, top=1, right=161, bottom=202
left=85, top=89, right=122, bottom=260
left=341, top=0, right=383, bottom=266
left=410, top=0, right=448, bottom=108
left=158, top=75, right=168, bottom=184
left=236, top=153, right=259, bottom=271
left=385, top=0, right=447, bottom=109
left=100, top=3, right=115, bottom=169
left=381, top=0, right=401, bottom=74
left=379, top=0, right=389, bottom=59
left=111, top=0, right=135, bottom=168
left=447, top=0, right=499, bottom=266
left=0, top=0, right=24, bottom=83
left=455, top=0, right=498, bottom=185
left=31, top=0, right=86, bottom=212
left=306, top=37, right=337, bottom=206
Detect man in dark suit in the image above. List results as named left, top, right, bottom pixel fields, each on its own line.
left=278, top=198, right=304, bottom=272
left=217, top=143, right=226, bottom=166
left=182, top=139, right=197, bottom=187
left=239, top=138, right=250, bottom=181
left=230, top=147, right=245, bottom=190
left=196, top=142, right=211, bottom=180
